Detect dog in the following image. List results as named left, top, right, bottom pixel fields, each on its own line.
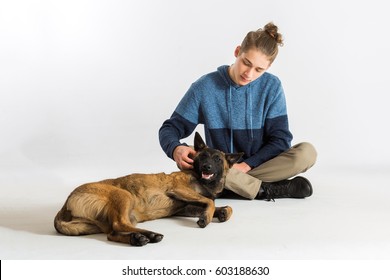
left=54, top=132, right=242, bottom=246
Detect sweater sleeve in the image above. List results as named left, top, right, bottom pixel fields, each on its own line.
left=158, top=85, right=200, bottom=159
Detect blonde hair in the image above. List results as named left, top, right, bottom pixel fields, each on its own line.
left=240, top=22, right=284, bottom=63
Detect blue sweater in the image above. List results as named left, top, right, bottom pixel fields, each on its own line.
left=159, top=65, right=293, bottom=168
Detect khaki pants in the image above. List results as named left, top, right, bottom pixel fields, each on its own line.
left=225, top=142, right=317, bottom=199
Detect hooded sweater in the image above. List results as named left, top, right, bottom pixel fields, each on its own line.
left=159, top=65, right=293, bottom=168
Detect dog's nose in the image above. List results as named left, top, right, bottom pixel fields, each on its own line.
left=202, top=164, right=212, bottom=171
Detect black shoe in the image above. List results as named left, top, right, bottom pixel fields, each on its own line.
left=257, top=176, right=313, bottom=201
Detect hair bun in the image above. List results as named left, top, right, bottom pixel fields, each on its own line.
left=264, top=22, right=283, bottom=46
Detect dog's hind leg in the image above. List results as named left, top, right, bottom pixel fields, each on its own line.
left=106, top=193, right=163, bottom=246
left=54, top=204, right=105, bottom=235
left=107, top=215, right=164, bottom=246
left=107, top=229, right=163, bottom=246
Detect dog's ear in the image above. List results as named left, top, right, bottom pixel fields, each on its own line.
left=194, top=132, right=207, bottom=151
left=225, top=152, right=244, bottom=167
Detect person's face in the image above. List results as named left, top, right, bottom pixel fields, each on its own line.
left=229, top=46, right=271, bottom=86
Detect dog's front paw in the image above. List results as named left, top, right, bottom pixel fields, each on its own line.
left=197, top=214, right=210, bottom=228
left=217, top=206, right=233, bottom=222
left=129, top=232, right=150, bottom=246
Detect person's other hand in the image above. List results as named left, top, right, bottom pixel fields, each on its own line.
left=233, top=162, right=251, bottom=173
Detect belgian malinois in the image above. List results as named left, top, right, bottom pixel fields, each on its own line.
left=54, top=132, right=242, bottom=246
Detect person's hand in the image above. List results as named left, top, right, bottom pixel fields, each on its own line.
left=173, top=145, right=197, bottom=170
left=233, top=162, right=251, bottom=173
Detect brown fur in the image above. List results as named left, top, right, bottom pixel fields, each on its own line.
left=54, top=132, right=242, bottom=246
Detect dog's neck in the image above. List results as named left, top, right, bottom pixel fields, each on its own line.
left=187, top=171, right=225, bottom=200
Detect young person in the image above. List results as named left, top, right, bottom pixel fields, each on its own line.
left=159, top=22, right=317, bottom=200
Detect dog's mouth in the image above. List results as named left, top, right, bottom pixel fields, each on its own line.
left=201, top=172, right=215, bottom=180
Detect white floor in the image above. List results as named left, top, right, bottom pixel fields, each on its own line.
left=1, top=162, right=390, bottom=260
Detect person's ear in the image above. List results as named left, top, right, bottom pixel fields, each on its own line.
left=234, top=46, right=241, bottom=57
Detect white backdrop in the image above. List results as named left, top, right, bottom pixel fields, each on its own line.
left=1, top=0, right=389, bottom=183
left=2, top=1, right=390, bottom=265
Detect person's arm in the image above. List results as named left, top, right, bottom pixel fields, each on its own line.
left=159, top=85, right=200, bottom=166
left=159, top=111, right=197, bottom=159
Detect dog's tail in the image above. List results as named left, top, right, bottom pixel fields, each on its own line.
left=54, top=203, right=101, bottom=236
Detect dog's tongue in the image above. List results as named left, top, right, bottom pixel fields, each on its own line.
left=202, top=173, right=214, bottom=180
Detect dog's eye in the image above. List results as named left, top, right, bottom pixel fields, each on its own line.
left=213, top=156, right=222, bottom=163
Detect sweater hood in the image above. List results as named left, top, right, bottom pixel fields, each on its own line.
left=217, top=65, right=256, bottom=153
left=217, top=65, right=262, bottom=89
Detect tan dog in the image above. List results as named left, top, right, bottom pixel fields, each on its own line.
left=54, top=132, right=242, bottom=246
